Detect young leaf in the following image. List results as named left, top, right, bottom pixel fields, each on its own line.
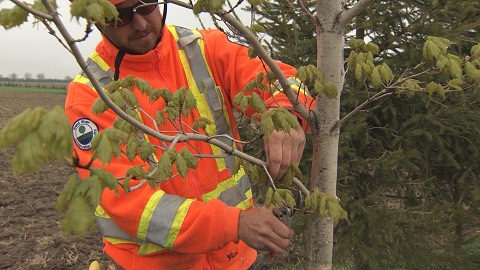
left=249, top=92, right=266, bottom=112
left=175, top=153, right=188, bottom=179
left=135, top=78, right=153, bottom=95
left=126, top=165, right=146, bottom=180
left=139, top=139, right=155, bottom=161
left=265, top=187, right=274, bottom=207
left=62, top=196, right=95, bottom=234
left=181, top=147, right=198, bottom=169
left=90, top=168, right=118, bottom=192
left=125, top=136, right=139, bottom=161
left=55, top=175, right=81, bottom=211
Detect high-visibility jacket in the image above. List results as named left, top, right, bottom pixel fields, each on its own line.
left=65, top=25, right=314, bottom=270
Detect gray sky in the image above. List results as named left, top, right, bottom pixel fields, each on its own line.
left=0, top=1, right=230, bottom=80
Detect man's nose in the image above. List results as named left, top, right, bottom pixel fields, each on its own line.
left=131, top=13, right=148, bottom=31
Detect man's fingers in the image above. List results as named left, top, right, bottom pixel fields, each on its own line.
left=265, top=128, right=306, bottom=181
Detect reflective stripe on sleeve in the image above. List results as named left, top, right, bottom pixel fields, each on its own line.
left=202, top=168, right=252, bottom=209
left=138, top=191, right=192, bottom=249
left=96, top=205, right=143, bottom=244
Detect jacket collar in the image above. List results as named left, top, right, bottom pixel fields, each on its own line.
left=96, top=26, right=174, bottom=72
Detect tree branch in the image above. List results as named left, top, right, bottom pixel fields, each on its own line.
left=338, top=0, right=374, bottom=27
left=10, top=0, right=53, bottom=20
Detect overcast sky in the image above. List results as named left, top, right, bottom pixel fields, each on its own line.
left=0, top=1, right=235, bottom=80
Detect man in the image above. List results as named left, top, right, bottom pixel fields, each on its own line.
left=65, top=0, right=314, bottom=269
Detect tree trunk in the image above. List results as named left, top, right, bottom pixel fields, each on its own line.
left=306, top=0, right=345, bottom=269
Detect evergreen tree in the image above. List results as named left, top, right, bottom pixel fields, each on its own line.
left=254, top=0, right=480, bottom=268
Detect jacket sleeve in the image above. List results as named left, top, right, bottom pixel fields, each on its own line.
left=65, top=81, right=241, bottom=253
left=202, top=29, right=315, bottom=130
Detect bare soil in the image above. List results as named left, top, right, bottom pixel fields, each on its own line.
left=0, top=91, right=293, bottom=270
left=0, top=91, right=107, bottom=270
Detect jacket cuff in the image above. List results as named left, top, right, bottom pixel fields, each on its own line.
left=218, top=205, right=242, bottom=247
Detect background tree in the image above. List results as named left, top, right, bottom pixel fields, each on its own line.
left=9, top=72, right=17, bottom=80
left=1, top=0, right=480, bottom=270
left=254, top=0, right=480, bottom=268
left=24, top=72, right=32, bottom=80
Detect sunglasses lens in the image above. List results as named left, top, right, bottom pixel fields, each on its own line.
left=106, top=1, right=160, bottom=27
left=116, top=10, right=134, bottom=26
left=136, top=5, right=158, bottom=16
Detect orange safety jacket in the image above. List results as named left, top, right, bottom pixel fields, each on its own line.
left=65, top=25, right=314, bottom=270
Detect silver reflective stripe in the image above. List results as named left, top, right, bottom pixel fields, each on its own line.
left=82, top=58, right=114, bottom=88
left=273, top=78, right=311, bottom=95
left=176, top=27, right=211, bottom=94
left=176, top=26, right=235, bottom=173
left=145, top=194, right=186, bottom=247
left=217, top=174, right=251, bottom=207
left=96, top=216, right=143, bottom=243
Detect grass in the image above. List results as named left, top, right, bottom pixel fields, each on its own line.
left=0, top=85, right=67, bottom=94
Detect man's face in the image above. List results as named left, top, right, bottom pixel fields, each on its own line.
left=97, top=0, right=164, bottom=55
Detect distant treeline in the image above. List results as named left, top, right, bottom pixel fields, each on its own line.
left=0, top=78, right=70, bottom=90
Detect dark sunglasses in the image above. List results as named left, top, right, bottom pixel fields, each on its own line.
left=107, top=0, right=165, bottom=27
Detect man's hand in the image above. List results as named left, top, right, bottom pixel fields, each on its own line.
left=238, top=206, right=293, bottom=254
left=264, top=127, right=305, bottom=181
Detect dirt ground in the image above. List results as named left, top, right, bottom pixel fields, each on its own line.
left=0, top=91, right=107, bottom=270
left=0, top=91, right=296, bottom=270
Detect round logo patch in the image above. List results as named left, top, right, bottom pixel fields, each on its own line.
left=72, top=118, right=99, bottom=150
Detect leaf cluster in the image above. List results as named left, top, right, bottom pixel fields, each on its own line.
left=70, top=0, right=118, bottom=26
left=0, top=106, right=72, bottom=176
left=305, top=189, right=348, bottom=225
left=347, top=39, right=394, bottom=88
left=265, top=187, right=296, bottom=209
left=260, top=107, right=300, bottom=136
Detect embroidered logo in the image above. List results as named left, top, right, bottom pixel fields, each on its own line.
left=226, top=248, right=239, bottom=261
left=72, top=118, right=99, bottom=150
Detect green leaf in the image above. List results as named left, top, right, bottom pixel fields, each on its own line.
left=82, top=176, right=103, bottom=206
left=363, top=42, right=380, bottom=55
left=248, top=47, right=258, bottom=59
left=185, top=90, right=197, bottom=109
left=273, top=190, right=283, bottom=206
left=249, top=92, right=266, bottom=112
left=296, top=66, right=307, bottom=83
left=265, top=187, right=274, bottom=207
left=125, top=165, right=146, bottom=180
left=280, top=167, right=293, bottom=186
left=135, top=78, right=153, bottom=95
left=447, top=78, right=464, bottom=91
left=379, top=63, right=394, bottom=85
left=239, top=95, right=249, bottom=112
left=180, top=147, right=198, bottom=169
left=465, top=62, right=480, bottom=81
left=12, top=132, right=48, bottom=175
left=347, top=39, right=365, bottom=50
left=125, top=136, right=138, bottom=161
left=122, top=88, right=139, bottom=108
left=0, top=6, right=29, bottom=29
left=193, top=117, right=211, bottom=131
left=175, top=153, right=188, bottom=178
left=323, top=81, right=338, bottom=99
left=158, top=152, right=173, bottom=178
left=370, top=66, right=382, bottom=88
left=62, top=196, right=95, bottom=234
left=325, top=196, right=349, bottom=225
left=90, top=167, right=118, bottom=192
left=139, top=139, right=155, bottom=161
left=55, top=175, right=81, bottom=211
